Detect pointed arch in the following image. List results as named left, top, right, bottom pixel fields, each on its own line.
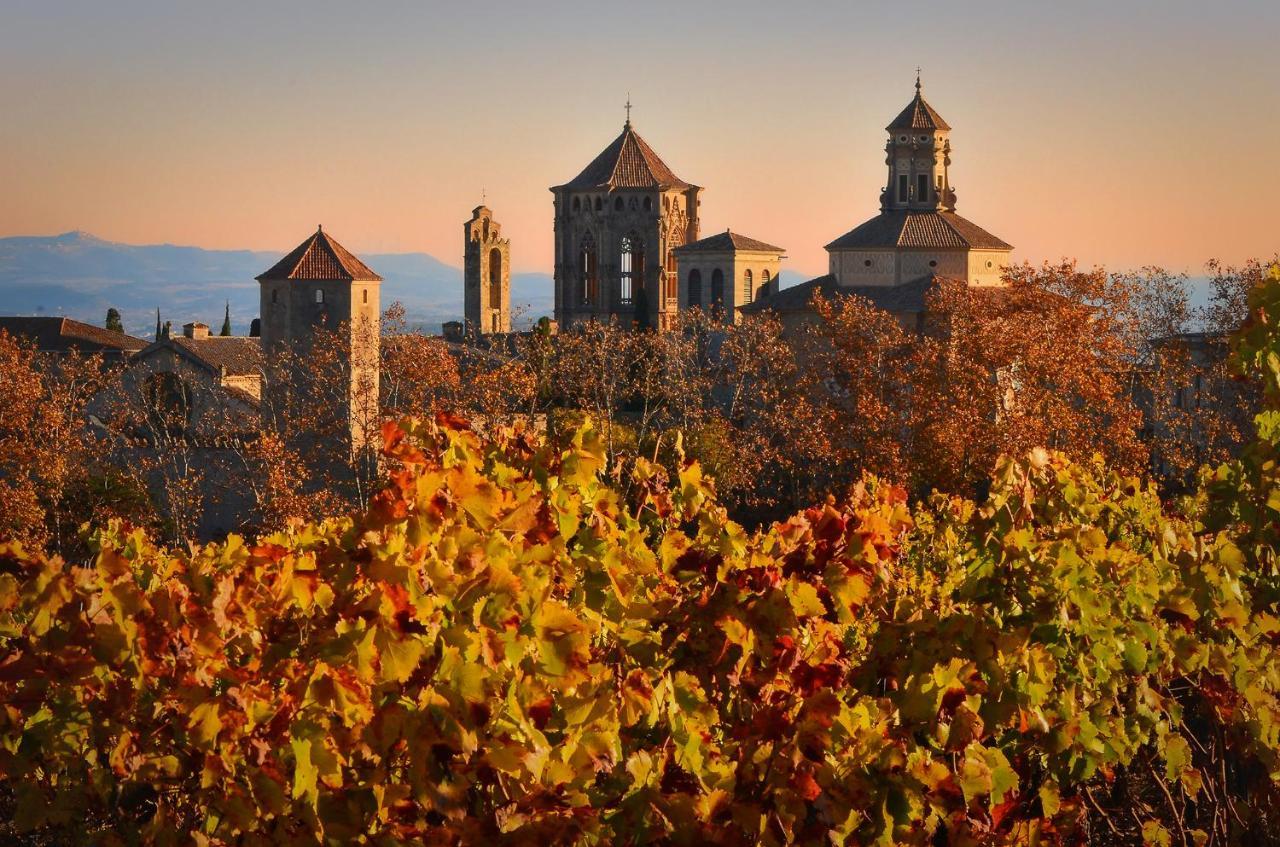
left=578, top=232, right=598, bottom=306
left=620, top=234, right=644, bottom=306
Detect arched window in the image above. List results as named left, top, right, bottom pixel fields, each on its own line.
left=144, top=371, right=191, bottom=437
left=664, top=251, right=678, bottom=301
left=742, top=269, right=753, bottom=304
left=578, top=232, right=598, bottom=306
left=619, top=235, right=644, bottom=305
left=687, top=269, right=703, bottom=307
left=760, top=269, right=771, bottom=299
left=488, top=247, right=503, bottom=309
left=711, top=268, right=725, bottom=308
left=572, top=196, right=581, bottom=212
left=315, top=289, right=325, bottom=304
left=362, top=289, right=368, bottom=304
left=614, top=196, right=624, bottom=211
left=594, top=197, right=602, bottom=211
left=643, top=196, right=652, bottom=211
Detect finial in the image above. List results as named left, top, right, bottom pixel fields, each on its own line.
left=317, top=224, right=323, bottom=233
left=624, top=92, right=632, bottom=128
left=915, top=67, right=922, bottom=94
left=481, top=186, right=486, bottom=204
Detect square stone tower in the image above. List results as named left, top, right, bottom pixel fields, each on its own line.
left=256, top=225, right=382, bottom=452
left=551, top=114, right=700, bottom=331
left=463, top=205, right=511, bottom=335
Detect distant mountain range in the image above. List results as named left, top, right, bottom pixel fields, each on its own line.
left=0, top=231, right=814, bottom=337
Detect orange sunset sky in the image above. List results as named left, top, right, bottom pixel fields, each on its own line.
left=1, top=0, right=1276, bottom=278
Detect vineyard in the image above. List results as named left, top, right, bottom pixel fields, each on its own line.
left=2, top=268, right=1280, bottom=845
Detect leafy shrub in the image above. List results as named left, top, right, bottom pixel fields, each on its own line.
left=2, top=272, right=1280, bottom=845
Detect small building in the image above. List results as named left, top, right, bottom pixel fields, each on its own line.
left=673, top=230, right=784, bottom=324
left=122, top=321, right=264, bottom=433
left=0, top=316, right=147, bottom=360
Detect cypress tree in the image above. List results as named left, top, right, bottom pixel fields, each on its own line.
left=105, top=308, right=123, bottom=333
left=154, top=308, right=162, bottom=340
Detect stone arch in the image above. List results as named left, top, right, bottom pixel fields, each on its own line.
left=578, top=232, right=598, bottom=305
left=688, top=268, right=702, bottom=307
left=488, top=247, right=503, bottom=310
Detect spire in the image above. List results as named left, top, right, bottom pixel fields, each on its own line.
left=915, top=67, right=922, bottom=94
left=624, top=93, right=632, bottom=129
left=220, top=301, right=232, bottom=336
left=155, top=308, right=161, bottom=340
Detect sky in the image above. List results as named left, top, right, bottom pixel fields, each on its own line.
left=1, top=0, right=1276, bottom=278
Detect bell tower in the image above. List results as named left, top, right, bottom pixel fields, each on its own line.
left=882, top=73, right=956, bottom=213
left=464, top=205, right=511, bottom=335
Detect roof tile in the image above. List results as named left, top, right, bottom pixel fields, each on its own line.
left=257, top=228, right=382, bottom=282
left=558, top=124, right=692, bottom=191
left=825, top=211, right=1012, bottom=251
left=675, top=230, right=785, bottom=254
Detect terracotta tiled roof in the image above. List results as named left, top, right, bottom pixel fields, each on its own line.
left=825, top=211, right=1012, bottom=251
left=136, top=336, right=263, bottom=376
left=557, top=123, right=693, bottom=191
left=887, top=91, right=950, bottom=132
left=0, top=316, right=147, bottom=353
left=740, top=274, right=937, bottom=317
left=257, top=227, right=382, bottom=282
left=675, top=230, right=785, bottom=254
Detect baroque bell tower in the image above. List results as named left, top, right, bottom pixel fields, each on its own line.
left=882, top=72, right=956, bottom=213
left=463, top=205, right=511, bottom=335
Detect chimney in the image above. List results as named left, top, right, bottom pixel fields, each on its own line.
left=183, top=321, right=210, bottom=340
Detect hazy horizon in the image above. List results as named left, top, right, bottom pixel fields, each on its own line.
left=2, top=0, right=1277, bottom=279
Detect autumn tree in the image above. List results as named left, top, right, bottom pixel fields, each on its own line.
left=0, top=331, right=151, bottom=557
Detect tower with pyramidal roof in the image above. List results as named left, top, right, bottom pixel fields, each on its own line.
left=551, top=104, right=701, bottom=330
left=256, top=225, right=382, bottom=451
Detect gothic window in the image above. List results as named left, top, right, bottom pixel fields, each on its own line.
left=629, top=197, right=638, bottom=211
left=578, top=233, right=598, bottom=305
left=488, top=247, right=503, bottom=308
left=614, top=196, right=624, bottom=211
left=362, top=289, right=368, bottom=304
left=594, top=197, right=602, bottom=211
left=664, top=250, right=678, bottom=300
left=760, top=269, right=771, bottom=298
left=742, top=269, right=753, bottom=304
left=711, top=268, right=725, bottom=308
left=688, top=269, right=702, bottom=306
left=917, top=173, right=929, bottom=202
left=898, top=174, right=909, bottom=203
left=620, top=235, right=644, bottom=305
left=644, top=196, right=652, bottom=211
left=572, top=197, right=581, bottom=212
left=315, top=289, right=325, bottom=304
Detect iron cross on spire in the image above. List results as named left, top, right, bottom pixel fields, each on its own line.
left=625, top=93, right=632, bottom=127
left=915, top=67, right=922, bottom=93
